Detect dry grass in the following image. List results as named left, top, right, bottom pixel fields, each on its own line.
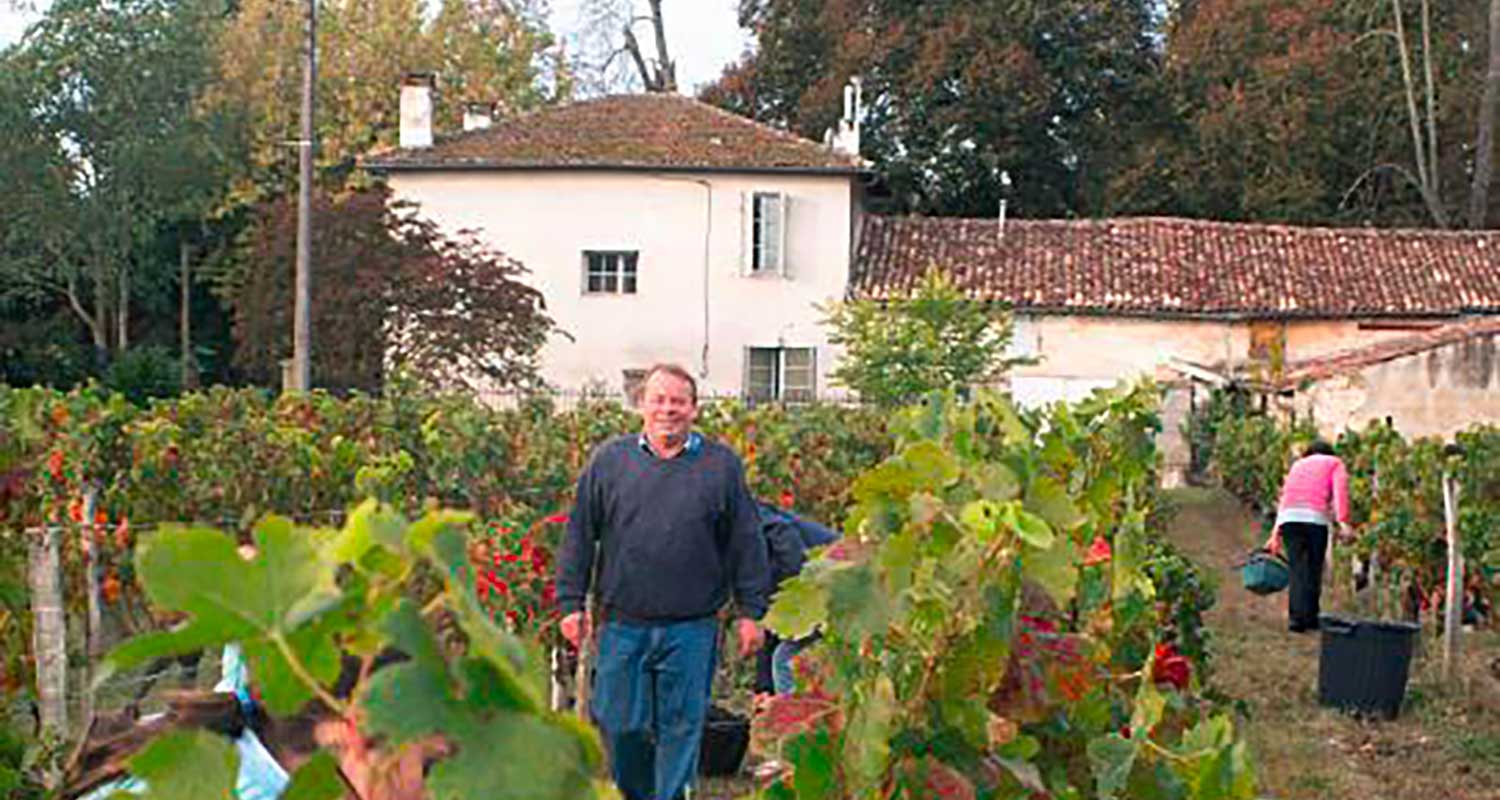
left=1165, top=487, right=1500, bottom=800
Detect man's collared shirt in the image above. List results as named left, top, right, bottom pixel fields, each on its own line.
left=638, top=431, right=703, bottom=459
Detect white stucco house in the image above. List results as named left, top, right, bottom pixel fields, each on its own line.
left=364, top=75, right=870, bottom=402
left=364, top=77, right=1500, bottom=454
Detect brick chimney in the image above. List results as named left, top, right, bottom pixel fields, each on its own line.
left=400, top=73, right=436, bottom=149
left=462, top=101, right=494, bottom=132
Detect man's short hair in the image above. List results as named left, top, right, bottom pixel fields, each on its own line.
left=642, top=363, right=698, bottom=404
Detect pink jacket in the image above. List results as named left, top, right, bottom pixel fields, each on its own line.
left=1277, top=454, right=1350, bottom=524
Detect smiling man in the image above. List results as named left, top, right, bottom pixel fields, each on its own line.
left=556, top=363, right=768, bottom=800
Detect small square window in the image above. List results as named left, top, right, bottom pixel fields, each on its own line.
left=584, top=251, right=639, bottom=295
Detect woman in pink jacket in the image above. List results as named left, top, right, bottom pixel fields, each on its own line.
left=1266, top=440, right=1352, bottom=633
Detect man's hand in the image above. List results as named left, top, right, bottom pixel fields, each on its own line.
left=560, top=611, right=591, bottom=650
left=736, top=617, right=763, bottom=658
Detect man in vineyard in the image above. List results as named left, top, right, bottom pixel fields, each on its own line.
left=556, top=363, right=769, bottom=800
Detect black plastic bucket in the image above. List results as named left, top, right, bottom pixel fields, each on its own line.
left=1316, top=615, right=1420, bottom=720
left=699, top=704, right=750, bottom=776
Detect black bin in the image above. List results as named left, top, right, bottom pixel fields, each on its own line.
left=699, top=704, right=750, bottom=776
left=1316, top=615, right=1420, bottom=720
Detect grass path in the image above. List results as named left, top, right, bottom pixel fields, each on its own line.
left=1164, top=487, right=1500, bottom=800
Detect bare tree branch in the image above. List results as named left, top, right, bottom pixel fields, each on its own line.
left=646, top=0, right=675, bottom=92
left=1390, top=0, right=1449, bottom=226
left=621, top=23, right=656, bottom=90
left=1339, top=161, right=1432, bottom=212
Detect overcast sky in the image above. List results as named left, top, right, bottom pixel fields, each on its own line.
left=0, top=0, right=746, bottom=95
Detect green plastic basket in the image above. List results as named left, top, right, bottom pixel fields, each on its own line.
left=1242, top=549, right=1290, bottom=595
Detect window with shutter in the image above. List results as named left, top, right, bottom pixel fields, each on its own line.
left=751, top=192, right=785, bottom=274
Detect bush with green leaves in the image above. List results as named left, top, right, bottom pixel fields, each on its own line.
left=757, top=386, right=1254, bottom=799
left=103, top=347, right=182, bottom=406
left=823, top=269, right=1030, bottom=407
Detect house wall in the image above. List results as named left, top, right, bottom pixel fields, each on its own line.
left=1284, top=319, right=1422, bottom=360
left=384, top=169, right=856, bottom=397
left=1295, top=334, right=1500, bottom=438
left=1007, top=315, right=1427, bottom=485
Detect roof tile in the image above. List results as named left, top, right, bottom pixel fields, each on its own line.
left=853, top=216, right=1500, bottom=318
left=364, top=93, right=864, bottom=173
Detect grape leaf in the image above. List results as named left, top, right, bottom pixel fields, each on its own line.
left=127, top=730, right=237, bottom=800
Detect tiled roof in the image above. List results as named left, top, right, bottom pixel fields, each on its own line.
left=363, top=93, right=865, bottom=173
left=853, top=215, right=1500, bottom=318
left=1280, top=316, right=1500, bottom=386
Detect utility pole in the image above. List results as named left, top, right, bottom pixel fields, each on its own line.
left=290, top=0, right=316, bottom=392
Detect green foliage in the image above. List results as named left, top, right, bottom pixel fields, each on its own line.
left=705, top=0, right=1169, bottom=218
left=0, top=383, right=891, bottom=716
left=823, top=269, right=1029, bottom=407
left=103, top=347, right=183, bottom=406
left=757, top=385, right=1253, bottom=799
left=0, top=383, right=890, bottom=534
left=1134, top=0, right=1497, bottom=228
left=0, top=717, right=45, bottom=800
left=0, top=0, right=233, bottom=355
left=1187, top=389, right=1317, bottom=520
left=105, top=503, right=607, bottom=799
left=123, top=729, right=239, bottom=800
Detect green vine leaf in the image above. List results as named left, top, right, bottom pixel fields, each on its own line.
left=1087, top=733, right=1138, bottom=800
left=108, top=516, right=343, bottom=714
left=1025, top=537, right=1079, bottom=607
left=126, top=730, right=238, bottom=800
left=1003, top=502, right=1056, bottom=550
left=843, top=674, right=895, bottom=795
left=902, top=440, right=961, bottom=490
left=1025, top=476, right=1087, bottom=532
left=765, top=574, right=829, bottom=641
left=280, top=752, right=345, bottom=800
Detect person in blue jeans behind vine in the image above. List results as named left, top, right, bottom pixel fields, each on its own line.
left=556, top=363, right=770, bottom=800
left=756, top=501, right=838, bottom=697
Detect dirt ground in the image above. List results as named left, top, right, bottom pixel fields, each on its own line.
left=1165, top=487, right=1500, bottom=800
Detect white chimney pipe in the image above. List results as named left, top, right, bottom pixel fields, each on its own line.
left=832, top=76, right=862, bottom=158
left=462, top=101, right=494, bottom=132
left=400, top=73, right=436, bottom=149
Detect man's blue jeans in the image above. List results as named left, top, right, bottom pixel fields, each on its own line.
left=592, top=617, right=718, bottom=800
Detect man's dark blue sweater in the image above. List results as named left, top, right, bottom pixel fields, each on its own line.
left=556, top=434, right=771, bottom=622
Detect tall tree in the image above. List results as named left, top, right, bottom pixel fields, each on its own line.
left=207, top=0, right=562, bottom=202
left=0, top=0, right=231, bottom=362
left=1120, top=0, right=1495, bottom=227
left=1467, top=0, right=1500, bottom=226
left=703, top=0, right=1169, bottom=218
